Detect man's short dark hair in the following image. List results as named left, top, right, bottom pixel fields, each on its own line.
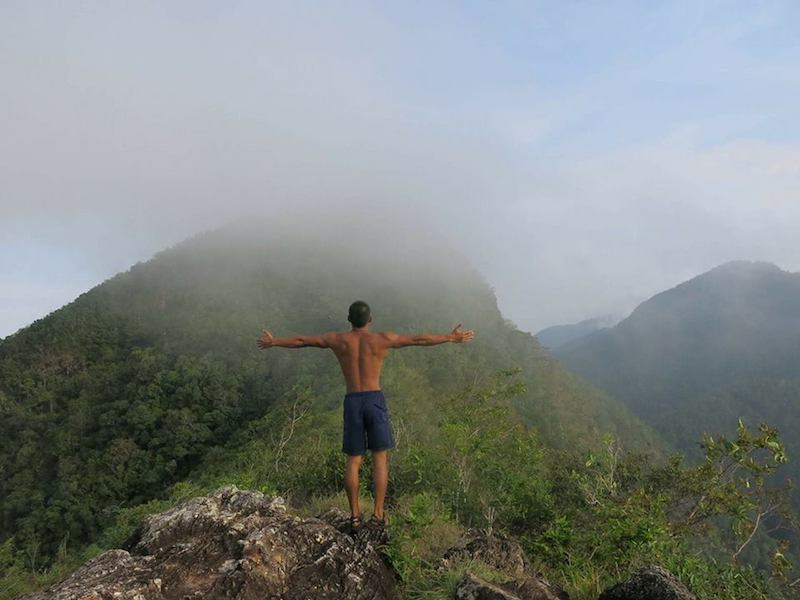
left=348, top=301, right=371, bottom=328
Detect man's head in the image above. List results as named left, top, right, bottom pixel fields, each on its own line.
left=348, top=300, right=372, bottom=329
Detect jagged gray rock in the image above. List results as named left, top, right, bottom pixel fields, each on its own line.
left=19, top=485, right=399, bottom=600
left=316, top=506, right=390, bottom=547
left=598, top=565, right=695, bottom=600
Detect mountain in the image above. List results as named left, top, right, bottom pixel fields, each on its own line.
left=0, top=218, right=663, bottom=576
left=535, top=315, right=619, bottom=351
left=553, top=259, right=800, bottom=491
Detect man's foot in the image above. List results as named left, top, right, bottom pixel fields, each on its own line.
left=349, top=512, right=364, bottom=534
left=367, top=512, right=388, bottom=531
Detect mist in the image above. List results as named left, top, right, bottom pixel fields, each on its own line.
left=3, top=1, right=800, bottom=338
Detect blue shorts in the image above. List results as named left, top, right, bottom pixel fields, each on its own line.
left=342, top=389, right=396, bottom=456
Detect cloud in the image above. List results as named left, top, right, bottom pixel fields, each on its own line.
left=1, top=1, right=799, bottom=336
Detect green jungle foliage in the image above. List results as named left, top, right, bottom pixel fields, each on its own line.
left=2, top=370, right=796, bottom=599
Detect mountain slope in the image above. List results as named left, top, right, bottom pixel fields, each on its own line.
left=554, top=260, right=800, bottom=489
left=0, top=218, right=663, bottom=570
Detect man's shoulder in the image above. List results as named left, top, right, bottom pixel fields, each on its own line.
left=326, top=330, right=396, bottom=343
left=330, top=330, right=393, bottom=336
left=374, top=331, right=401, bottom=344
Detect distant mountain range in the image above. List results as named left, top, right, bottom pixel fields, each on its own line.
left=552, top=260, right=800, bottom=505
left=535, top=315, right=620, bottom=351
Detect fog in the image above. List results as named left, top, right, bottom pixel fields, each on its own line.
left=3, top=1, right=800, bottom=338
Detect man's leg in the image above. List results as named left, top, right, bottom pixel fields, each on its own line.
left=344, top=453, right=363, bottom=517
left=371, top=449, right=388, bottom=519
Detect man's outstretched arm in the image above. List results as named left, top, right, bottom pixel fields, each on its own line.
left=257, top=329, right=331, bottom=349
left=381, top=323, right=475, bottom=348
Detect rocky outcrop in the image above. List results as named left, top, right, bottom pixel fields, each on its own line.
left=598, top=565, right=696, bottom=600
left=20, top=486, right=399, bottom=600
left=316, top=506, right=390, bottom=547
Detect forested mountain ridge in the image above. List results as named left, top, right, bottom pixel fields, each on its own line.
left=0, top=218, right=664, bottom=576
left=553, top=259, right=800, bottom=494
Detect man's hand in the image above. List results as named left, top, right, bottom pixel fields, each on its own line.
left=257, top=329, right=275, bottom=349
left=450, top=323, right=475, bottom=343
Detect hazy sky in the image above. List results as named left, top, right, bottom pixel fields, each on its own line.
left=2, top=1, right=800, bottom=338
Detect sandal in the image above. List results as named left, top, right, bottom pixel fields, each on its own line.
left=367, top=513, right=388, bottom=530
left=349, top=512, right=364, bottom=534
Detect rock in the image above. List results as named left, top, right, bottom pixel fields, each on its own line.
left=16, top=549, right=160, bottom=600
left=316, top=506, right=352, bottom=534
left=316, top=506, right=391, bottom=547
left=442, top=531, right=530, bottom=578
left=443, top=533, right=567, bottom=599
left=455, top=573, right=568, bottom=600
left=20, top=485, right=400, bottom=600
left=598, top=565, right=695, bottom=600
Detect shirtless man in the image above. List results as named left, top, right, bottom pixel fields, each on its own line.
left=256, top=300, right=475, bottom=533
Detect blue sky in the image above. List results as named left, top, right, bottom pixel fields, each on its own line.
left=2, top=1, right=800, bottom=336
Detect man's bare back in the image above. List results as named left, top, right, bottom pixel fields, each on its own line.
left=257, top=323, right=475, bottom=393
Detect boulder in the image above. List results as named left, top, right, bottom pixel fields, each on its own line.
left=20, top=485, right=399, bottom=600
left=598, top=565, right=695, bottom=600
